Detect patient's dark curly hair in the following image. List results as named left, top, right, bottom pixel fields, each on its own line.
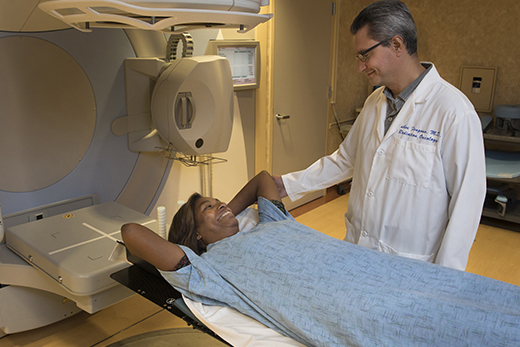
left=168, top=192, right=206, bottom=255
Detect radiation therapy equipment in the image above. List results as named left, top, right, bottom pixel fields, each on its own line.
left=5, top=201, right=153, bottom=306
left=205, top=39, right=261, bottom=91
left=38, top=0, right=272, bottom=33
left=112, top=54, right=234, bottom=156
left=0, top=0, right=272, bottom=336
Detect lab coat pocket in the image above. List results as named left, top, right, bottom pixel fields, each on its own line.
left=378, top=240, right=435, bottom=263
left=386, top=138, right=435, bottom=188
left=344, top=217, right=358, bottom=243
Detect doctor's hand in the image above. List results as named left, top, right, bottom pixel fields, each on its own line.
left=273, top=175, right=288, bottom=198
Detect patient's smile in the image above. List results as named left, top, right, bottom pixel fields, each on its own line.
left=218, top=210, right=232, bottom=221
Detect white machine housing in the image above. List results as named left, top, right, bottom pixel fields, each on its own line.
left=113, top=55, right=234, bottom=155
left=0, top=0, right=271, bottom=337
left=152, top=56, right=234, bottom=155
left=37, top=0, right=272, bottom=33
left=5, top=202, right=155, bottom=296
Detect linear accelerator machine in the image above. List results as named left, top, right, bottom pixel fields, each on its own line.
left=0, top=0, right=271, bottom=336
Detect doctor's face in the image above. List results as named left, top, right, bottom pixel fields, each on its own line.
left=353, top=26, right=394, bottom=87
left=194, top=197, right=239, bottom=247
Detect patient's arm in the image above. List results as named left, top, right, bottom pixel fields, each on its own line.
left=272, top=175, right=288, bottom=198
left=228, top=170, right=281, bottom=216
left=121, top=223, right=185, bottom=271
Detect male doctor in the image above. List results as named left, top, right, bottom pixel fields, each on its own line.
left=274, top=0, right=486, bottom=271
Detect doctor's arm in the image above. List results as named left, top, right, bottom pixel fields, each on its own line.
left=281, top=135, right=357, bottom=202
left=121, top=223, right=186, bottom=272
left=436, top=112, right=486, bottom=270
left=278, top=111, right=363, bottom=202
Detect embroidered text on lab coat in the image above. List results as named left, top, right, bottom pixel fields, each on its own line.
left=399, top=124, right=441, bottom=144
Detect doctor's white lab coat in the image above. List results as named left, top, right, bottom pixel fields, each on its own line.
left=282, top=64, right=486, bottom=271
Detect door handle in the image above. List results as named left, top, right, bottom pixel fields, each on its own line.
left=275, top=114, right=291, bottom=120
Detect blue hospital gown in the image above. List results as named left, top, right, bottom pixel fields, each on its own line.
left=161, top=197, right=520, bottom=347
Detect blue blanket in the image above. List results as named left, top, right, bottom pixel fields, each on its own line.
left=161, top=198, right=520, bottom=346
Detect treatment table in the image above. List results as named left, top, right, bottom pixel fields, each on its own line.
left=2, top=200, right=302, bottom=346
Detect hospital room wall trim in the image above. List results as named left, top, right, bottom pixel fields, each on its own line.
left=254, top=0, right=275, bottom=174
left=326, top=0, right=342, bottom=156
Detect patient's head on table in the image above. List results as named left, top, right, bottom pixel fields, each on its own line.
left=169, top=192, right=239, bottom=255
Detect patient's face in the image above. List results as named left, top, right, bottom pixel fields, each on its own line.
left=195, top=197, right=239, bottom=247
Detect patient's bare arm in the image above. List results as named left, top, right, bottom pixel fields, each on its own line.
left=272, top=175, right=288, bottom=198
left=228, top=170, right=281, bottom=216
left=121, top=223, right=185, bottom=272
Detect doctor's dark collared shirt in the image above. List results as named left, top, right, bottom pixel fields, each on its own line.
left=383, top=63, right=433, bottom=134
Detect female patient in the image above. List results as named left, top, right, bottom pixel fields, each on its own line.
left=122, top=171, right=520, bottom=347
left=122, top=170, right=280, bottom=271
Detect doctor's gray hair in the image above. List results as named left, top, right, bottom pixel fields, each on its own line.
left=350, top=0, right=418, bottom=56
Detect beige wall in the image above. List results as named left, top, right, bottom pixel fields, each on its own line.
left=330, top=0, right=520, bottom=153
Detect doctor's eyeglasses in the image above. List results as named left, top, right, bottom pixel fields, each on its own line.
left=356, top=38, right=391, bottom=62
